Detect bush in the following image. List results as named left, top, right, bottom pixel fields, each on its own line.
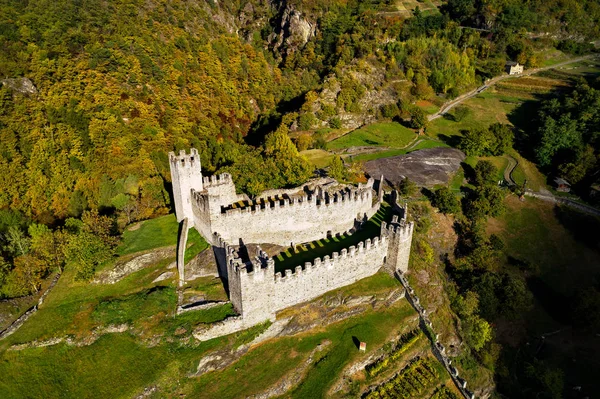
left=329, top=117, right=342, bottom=129
left=432, top=187, right=460, bottom=214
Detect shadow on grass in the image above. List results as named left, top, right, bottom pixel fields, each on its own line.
left=273, top=203, right=396, bottom=274
left=438, top=133, right=462, bottom=148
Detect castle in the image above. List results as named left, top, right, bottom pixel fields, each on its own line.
left=169, top=149, right=414, bottom=336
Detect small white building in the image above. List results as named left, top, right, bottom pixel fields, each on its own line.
left=506, top=61, right=524, bottom=75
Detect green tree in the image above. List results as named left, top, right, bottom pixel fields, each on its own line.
left=329, top=156, right=346, bottom=181
left=464, top=315, right=493, bottom=351
left=473, top=160, right=499, bottom=187
left=398, top=177, right=417, bottom=196
left=409, top=106, right=429, bottom=130
left=488, top=123, right=514, bottom=155
left=432, top=187, right=460, bottom=214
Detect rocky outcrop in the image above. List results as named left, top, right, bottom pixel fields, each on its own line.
left=1, top=77, right=37, bottom=96
left=365, top=147, right=466, bottom=187
left=269, top=4, right=316, bottom=56
left=93, top=247, right=175, bottom=284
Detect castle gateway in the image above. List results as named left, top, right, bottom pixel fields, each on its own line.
left=170, top=149, right=414, bottom=336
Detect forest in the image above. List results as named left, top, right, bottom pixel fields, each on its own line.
left=1, top=0, right=600, bottom=396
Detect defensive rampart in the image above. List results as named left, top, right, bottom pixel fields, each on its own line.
left=210, top=217, right=414, bottom=330
left=273, top=236, right=388, bottom=311
left=210, top=187, right=376, bottom=246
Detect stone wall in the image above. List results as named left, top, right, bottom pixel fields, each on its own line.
left=273, top=236, right=388, bottom=311
left=169, top=149, right=203, bottom=223
left=219, top=218, right=414, bottom=327
left=210, top=188, right=376, bottom=246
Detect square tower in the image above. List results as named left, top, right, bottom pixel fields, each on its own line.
left=169, top=148, right=203, bottom=222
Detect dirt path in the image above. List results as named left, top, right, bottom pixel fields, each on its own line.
left=503, top=155, right=517, bottom=186
left=429, top=55, right=597, bottom=121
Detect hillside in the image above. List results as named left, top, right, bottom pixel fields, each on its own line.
left=2, top=0, right=600, bottom=398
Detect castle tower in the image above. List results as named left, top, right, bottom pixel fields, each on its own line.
left=169, top=148, right=203, bottom=223
left=382, top=216, right=414, bottom=274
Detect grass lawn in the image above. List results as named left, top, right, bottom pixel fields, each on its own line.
left=301, top=148, right=335, bottom=168
left=273, top=203, right=395, bottom=273
left=509, top=150, right=547, bottom=191
left=328, top=122, right=417, bottom=150
left=488, top=196, right=600, bottom=297
left=427, top=88, right=530, bottom=140
left=185, top=227, right=209, bottom=264
left=117, top=214, right=179, bottom=255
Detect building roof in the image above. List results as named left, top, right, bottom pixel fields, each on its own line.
left=506, top=61, right=520, bottom=66
left=554, top=177, right=571, bottom=186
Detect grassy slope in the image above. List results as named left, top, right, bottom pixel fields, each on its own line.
left=117, top=214, right=180, bottom=255
left=487, top=196, right=600, bottom=395
left=328, top=122, right=417, bottom=149
left=185, top=273, right=425, bottom=399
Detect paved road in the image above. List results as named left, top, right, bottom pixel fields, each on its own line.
left=429, top=55, right=597, bottom=121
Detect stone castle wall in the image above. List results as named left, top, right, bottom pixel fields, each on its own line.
left=170, top=149, right=415, bottom=336
left=220, top=220, right=413, bottom=326
left=273, top=236, right=388, bottom=311
left=210, top=188, right=376, bottom=246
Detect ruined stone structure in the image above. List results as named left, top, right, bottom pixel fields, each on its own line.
left=169, top=148, right=414, bottom=335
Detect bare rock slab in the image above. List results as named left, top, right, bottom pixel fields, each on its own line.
left=364, top=147, right=465, bottom=187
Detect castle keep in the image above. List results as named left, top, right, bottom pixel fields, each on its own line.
left=170, top=149, right=414, bottom=336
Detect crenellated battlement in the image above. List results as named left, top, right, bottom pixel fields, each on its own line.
left=169, top=148, right=201, bottom=169
left=220, top=187, right=372, bottom=217
left=274, top=235, right=386, bottom=284
left=203, top=173, right=234, bottom=188
left=380, top=217, right=414, bottom=240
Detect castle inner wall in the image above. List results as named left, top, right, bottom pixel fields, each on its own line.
left=209, top=192, right=375, bottom=246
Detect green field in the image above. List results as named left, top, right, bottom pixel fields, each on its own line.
left=328, top=122, right=417, bottom=150
left=117, top=214, right=180, bottom=255
left=301, top=148, right=335, bottom=168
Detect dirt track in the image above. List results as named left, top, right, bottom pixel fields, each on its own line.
left=429, top=55, right=597, bottom=121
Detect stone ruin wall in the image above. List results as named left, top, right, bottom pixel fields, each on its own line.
left=209, top=188, right=377, bottom=246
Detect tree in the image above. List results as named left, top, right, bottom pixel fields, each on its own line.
left=464, top=185, right=505, bottom=219
left=488, top=123, right=514, bottom=155
left=473, top=160, right=498, bottom=187
left=453, top=106, right=469, bottom=122
left=409, top=106, right=429, bottom=130
left=535, top=115, right=581, bottom=168
left=3, top=255, right=48, bottom=296
left=3, top=226, right=30, bottom=257
left=329, top=156, right=346, bottom=181
left=458, top=128, right=492, bottom=156
left=398, top=177, right=417, bottom=196
left=432, top=187, right=460, bottom=214
left=382, top=103, right=400, bottom=119
left=464, top=315, right=492, bottom=351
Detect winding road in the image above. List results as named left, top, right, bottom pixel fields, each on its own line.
left=428, top=55, right=597, bottom=121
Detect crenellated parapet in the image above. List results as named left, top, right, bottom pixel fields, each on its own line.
left=202, top=173, right=234, bottom=188
left=381, top=217, right=414, bottom=241
left=169, top=148, right=201, bottom=169
left=274, top=236, right=386, bottom=283
left=220, top=186, right=373, bottom=218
